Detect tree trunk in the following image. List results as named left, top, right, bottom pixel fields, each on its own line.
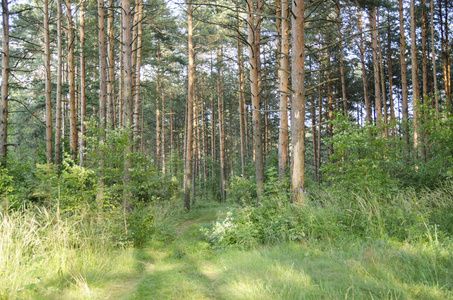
left=278, top=0, right=290, bottom=179
left=337, top=5, right=347, bottom=116
left=422, top=0, right=428, bottom=98
left=44, top=0, right=52, bottom=164
left=79, top=2, right=86, bottom=165
left=358, top=8, right=371, bottom=124
left=66, top=0, right=77, bottom=160
left=387, top=12, right=396, bottom=137
left=97, top=0, right=107, bottom=206
left=133, top=0, right=142, bottom=149
left=410, top=0, right=421, bottom=154
left=55, top=0, right=63, bottom=166
left=431, top=0, right=439, bottom=114
left=370, top=8, right=382, bottom=128
left=399, top=0, right=409, bottom=144
left=217, top=47, right=226, bottom=203
left=237, top=13, right=246, bottom=177
left=184, top=1, right=194, bottom=210
left=0, top=0, right=9, bottom=166
left=107, top=0, right=115, bottom=128
left=247, top=0, right=264, bottom=202
left=291, top=0, right=306, bottom=202
left=122, top=0, right=133, bottom=210
left=377, top=11, right=388, bottom=137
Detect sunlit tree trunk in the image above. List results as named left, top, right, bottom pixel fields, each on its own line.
left=410, top=0, right=420, bottom=154
left=55, top=0, right=63, bottom=166
left=133, top=0, right=142, bottom=149
left=370, top=8, right=382, bottom=128
left=237, top=14, right=246, bottom=177
left=44, top=0, right=52, bottom=164
left=217, top=47, right=226, bottom=203
left=358, top=8, right=371, bottom=124
left=66, top=0, right=77, bottom=160
left=107, top=0, right=115, bottom=128
left=430, top=0, right=439, bottom=114
left=291, top=0, right=306, bottom=202
left=79, top=2, right=86, bottom=165
left=377, top=11, right=388, bottom=137
left=337, top=5, right=347, bottom=117
left=122, top=0, right=133, bottom=210
left=184, top=1, right=194, bottom=210
left=0, top=0, right=9, bottom=166
left=278, top=0, right=289, bottom=179
left=97, top=0, right=107, bottom=206
left=387, top=12, right=396, bottom=136
left=399, top=0, right=409, bottom=143
left=246, top=0, right=264, bottom=201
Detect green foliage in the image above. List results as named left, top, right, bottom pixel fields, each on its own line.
left=204, top=181, right=453, bottom=249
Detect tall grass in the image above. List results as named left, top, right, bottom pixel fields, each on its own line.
left=0, top=207, right=117, bottom=298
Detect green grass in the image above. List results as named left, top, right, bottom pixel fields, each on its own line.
left=1, top=200, right=452, bottom=299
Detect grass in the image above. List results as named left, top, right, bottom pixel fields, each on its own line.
left=1, top=200, right=452, bottom=299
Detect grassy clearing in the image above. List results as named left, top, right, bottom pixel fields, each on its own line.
left=1, top=200, right=452, bottom=299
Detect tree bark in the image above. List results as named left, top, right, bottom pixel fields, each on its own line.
left=97, top=0, right=107, bottom=206
left=44, top=0, right=52, bottom=164
left=184, top=1, right=194, bottom=210
left=370, top=8, right=382, bottom=127
left=278, top=0, right=289, bottom=179
left=237, top=8, right=246, bottom=177
left=399, top=0, right=409, bottom=143
left=133, top=0, right=142, bottom=149
left=291, top=0, right=306, bottom=203
left=358, top=8, right=371, bottom=124
left=217, top=47, right=226, bottom=203
left=246, top=0, right=264, bottom=202
left=0, top=0, right=9, bottom=166
left=55, top=0, right=63, bottom=166
left=122, top=0, right=133, bottom=209
left=107, top=0, right=115, bottom=128
left=79, top=2, right=86, bottom=165
left=430, top=0, right=439, bottom=114
left=410, top=0, right=421, bottom=154
left=66, top=0, right=77, bottom=160
left=337, top=5, right=347, bottom=117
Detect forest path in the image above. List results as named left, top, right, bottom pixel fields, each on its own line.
left=115, top=202, right=227, bottom=299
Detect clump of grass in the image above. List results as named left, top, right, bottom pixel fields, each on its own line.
left=0, top=207, right=115, bottom=298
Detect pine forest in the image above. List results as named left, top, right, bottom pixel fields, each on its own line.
left=1, top=0, right=453, bottom=298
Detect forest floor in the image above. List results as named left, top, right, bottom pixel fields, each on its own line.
left=54, top=202, right=452, bottom=300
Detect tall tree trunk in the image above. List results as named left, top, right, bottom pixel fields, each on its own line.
left=44, top=0, right=52, bottom=164
left=133, top=0, right=142, bottom=149
left=337, top=5, right=347, bottom=116
left=439, top=0, right=451, bottom=110
left=119, top=11, right=124, bottom=128
left=107, top=0, right=115, bottom=127
left=161, top=79, right=166, bottom=174
left=291, top=0, right=306, bottom=202
left=217, top=47, right=226, bottom=203
left=184, top=1, right=194, bottom=210
left=55, top=0, right=63, bottom=166
left=410, top=0, right=421, bottom=154
left=399, top=0, right=409, bottom=144
left=278, top=0, right=289, bottom=179
left=97, top=0, right=107, bottom=206
left=237, top=17, right=246, bottom=177
left=377, top=11, right=388, bottom=137
left=358, top=8, right=371, bottom=124
left=66, top=0, right=77, bottom=160
left=122, top=0, right=133, bottom=210
left=247, top=0, right=264, bottom=201
left=422, top=0, right=428, bottom=98
left=0, top=0, right=9, bottom=166
left=370, top=8, right=382, bottom=127
left=79, top=2, right=86, bottom=165
left=431, top=0, right=439, bottom=114
left=387, top=12, right=396, bottom=136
